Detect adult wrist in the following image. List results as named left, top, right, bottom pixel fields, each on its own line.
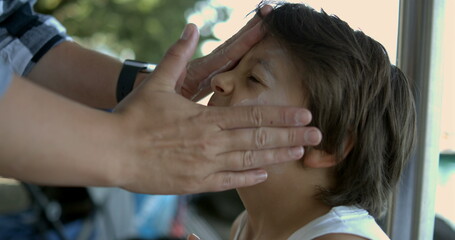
left=98, top=114, right=128, bottom=188
left=105, top=111, right=144, bottom=190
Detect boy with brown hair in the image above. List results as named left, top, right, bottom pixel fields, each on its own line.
left=207, top=2, right=416, bottom=239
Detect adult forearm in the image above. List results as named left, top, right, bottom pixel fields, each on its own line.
left=26, top=41, right=124, bottom=109
left=26, top=41, right=150, bottom=109
left=0, top=74, right=123, bottom=186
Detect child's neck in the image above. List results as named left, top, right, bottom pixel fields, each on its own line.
left=236, top=162, right=333, bottom=240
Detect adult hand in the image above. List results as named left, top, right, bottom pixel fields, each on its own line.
left=113, top=23, right=321, bottom=194
left=179, top=5, right=273, bottom=101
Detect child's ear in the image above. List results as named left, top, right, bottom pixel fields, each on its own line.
left=342, top=134, right=355, bottom=159
left=302, top=149, right=337, bottom=168
left=303, top=135, right=355, bottom=168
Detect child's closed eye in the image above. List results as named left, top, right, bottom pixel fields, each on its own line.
left=248, top=75, right=261, bottom=84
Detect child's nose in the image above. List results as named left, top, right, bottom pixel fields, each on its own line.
left=211, top=73, right=234, bottom=95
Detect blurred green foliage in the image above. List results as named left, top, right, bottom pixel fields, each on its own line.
left=34, top=0, right=227, bottom=62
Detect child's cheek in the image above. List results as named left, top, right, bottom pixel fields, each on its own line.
left=232, top=92, right=269, bottom=106
left=232, top=90, right=294, bottom=107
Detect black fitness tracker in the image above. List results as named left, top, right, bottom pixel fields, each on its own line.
left=116, top=59, right=156, bottom=102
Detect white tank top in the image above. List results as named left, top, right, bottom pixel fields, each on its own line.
left=233, top=206, right=390, bottom=240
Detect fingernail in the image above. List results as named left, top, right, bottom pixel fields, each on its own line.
left=261, top=5, right=273, bottom=15
left=305, top=129, right=322, bottom=144
left=295, top=110, right=312, bottom=125
left=289, top=146, right=304, bottom=158
left=255, top=170, right=268, bottom=183
left=180, top=24, right=193, bottom=40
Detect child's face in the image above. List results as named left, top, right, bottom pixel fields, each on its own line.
left=208, top=38, right=305, bottom=108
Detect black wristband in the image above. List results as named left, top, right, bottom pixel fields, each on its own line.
left=116, top=59, right=155, bottom=102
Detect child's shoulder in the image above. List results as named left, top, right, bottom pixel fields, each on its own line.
left=288, top=206, right=390, bottom=240
left=229, top=210, right=247, bottom=240
left=314, top=233, right=368, bottom=240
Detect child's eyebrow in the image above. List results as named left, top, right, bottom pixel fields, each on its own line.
left=257, top=58, right=275, bottom=79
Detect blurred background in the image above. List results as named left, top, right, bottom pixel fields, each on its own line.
left=0, top=0, right=453, bottom=239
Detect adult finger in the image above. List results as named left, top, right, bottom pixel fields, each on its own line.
left=205, top=169, right=268, bottom=192
left=219, top=126, right=322, bottom=151
left=224, top=22, right=265, bottom=62
left=193, top=5, right=272, bottom=80
left=241, top=4, right=272, bottom=33
left=185, top=5, right=272, bottom=100
left=206, top=20, right=265, bottom=70
left=218, top=4, right=272, bottom=47
left=209, top=106, right=313, bottom=128
left=147, top=24, right=199, bottom=92
left=218, top=146, right=304, bottom=171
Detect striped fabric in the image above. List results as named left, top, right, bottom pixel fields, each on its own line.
left=0, top=0, right=71, bottom=76
left=0, top=57, right=12, bottom=98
